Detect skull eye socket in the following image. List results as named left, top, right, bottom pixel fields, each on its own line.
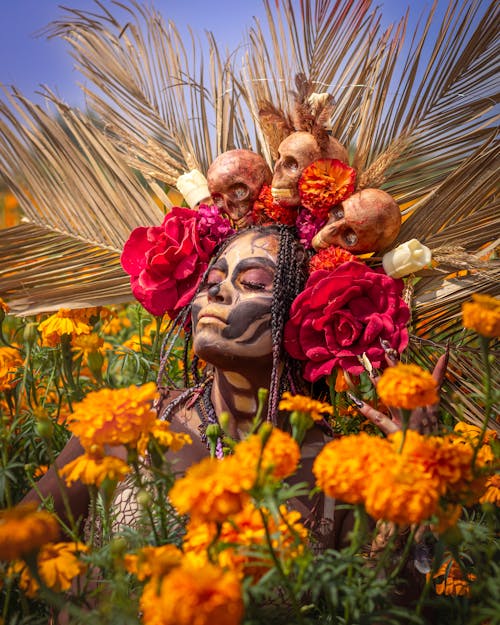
left=229, top=183, right=249, bottom=201
left=343, top=230, right=358, bottom=247
left=282, top=157, right=299, bottom=173
left=212, top=193, right=225, bottom=208
left=331, top=207, right=344, bottom=221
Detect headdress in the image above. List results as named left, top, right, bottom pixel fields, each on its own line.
left=0, top=0, right=497, bottom=430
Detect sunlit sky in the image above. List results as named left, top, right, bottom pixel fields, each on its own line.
left=0, top=0, right=457, bottom=107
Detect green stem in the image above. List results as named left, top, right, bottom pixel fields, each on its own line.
left=472, top=336, right=492, bottom=469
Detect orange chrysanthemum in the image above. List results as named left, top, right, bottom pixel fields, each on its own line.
left=67, top=382, right=157, bottom=451
left=11, top=542, right=87, bottom=597
left=60, top=452, right=130, bottom=487
left=279, top=391, right=333, bottom=422
left=376, top=363, right=438, bottom=410
left=462, top=294, right=500, bottom=338
left=183, top=502, right=307, bottom=579
left=298, top=159, right=356, bottom=219
left=169, top=456, right=250, bottom=523
left=252, top=184, right=298, bottom=225
left=309, top=246, right=357, bottom=272
left=38, top=308, right=92, bottom=347
left=0, top=345, right=23, bottom=392
left=234, top=427, right=300, bottom=482
left=140, top=560, right=244, bottom=625
left=0, top=503, right=59, bottom=561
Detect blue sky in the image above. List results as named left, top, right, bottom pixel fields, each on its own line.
left=0, top=0, right=454, bottom=106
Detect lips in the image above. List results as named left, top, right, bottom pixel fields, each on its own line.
left=197, top=307, right=228, bottom=325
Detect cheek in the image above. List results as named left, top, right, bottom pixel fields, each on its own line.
left=222, top=298, right=273, bottom=344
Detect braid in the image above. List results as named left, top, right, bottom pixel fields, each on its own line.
left=268, top=225, right=309, bottom=423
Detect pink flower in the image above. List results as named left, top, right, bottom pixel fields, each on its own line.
left=295, top=208, right=326, bottom=248
left=121, top=207, right=233, bottom=318
left=284, top=262, right=410, bottom=380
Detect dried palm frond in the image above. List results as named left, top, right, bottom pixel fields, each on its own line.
left=0, top=223, right=130, bottom=314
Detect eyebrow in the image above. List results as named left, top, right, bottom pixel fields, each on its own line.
left=210, top=258, right=228, bottom=273
left=230, top=257, right=276, bottom=282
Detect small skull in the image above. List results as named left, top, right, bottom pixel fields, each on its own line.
left=272, top=131, right=348, bottom=207
left=311, top=188, right=401, bottom=254
left=207, top=149, right=272, bottom=227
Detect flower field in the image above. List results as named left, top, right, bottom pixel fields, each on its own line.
left=0, top=297, right=498, bottom=624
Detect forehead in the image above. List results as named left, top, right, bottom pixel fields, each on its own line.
left=216, top=231, right=279, bottom=266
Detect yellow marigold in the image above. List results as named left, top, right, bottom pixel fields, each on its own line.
left=480, top=474, right=500, bottom=505
left=169, top=456, right=249, bottom=523
left=148, top=420, right=192, bottom=451
left=279, top=391, right=333, bottom=422
left=313, top=433, right=389, bottom=504
left=462, top=294, right=500, bottom=338
left=101, top=313, right=132, bottom=335
left=453, top=421, right=497, bottom=446
left=11, top=542, right=87, bottom=597
left=233, top=428, right=300, bottom=482
left=0, top=345, right=23, bottom=392
left=0, top=503, right=59, bottom=561
left=432, top=557, right=476, bottom=597
left=364, top=453, right=440, bottom=525
left=298, top=159, right=357, bottom=219
left=38, top=308, right=91, bottom=347
left=67, top=382, right=157, bottom=450
left=183, top=502, right=308, bottom=579
left=60, top=452, right=130, bottom=487
left=124, top=544, right=183, bottom=581
left=376, top=363, right=438, bottom=410
left=140, top=560, right=244, bottom=625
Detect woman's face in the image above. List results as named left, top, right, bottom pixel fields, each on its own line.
left=191, top=230, right=279, bottom=368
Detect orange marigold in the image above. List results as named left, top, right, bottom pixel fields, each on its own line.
left=234, top=427, right=300, bottom=482
left=140, top=560, right=244, bottom=625
left=462, top=294, right=500, bottom=338
left=432, top=557, right=476, bottom=597
left=149, top=420, right=192, bottom=451
left=0, top=345, right=23, bottom=392
left=298, top=159, right=356, bottom=219
left=376, top=363, right=438, bottom=410
left=480, top=474, right=500, bottom=505
left=309, top=246, right=357, bottom=272
left=11, top=541, right=87, bottom=597
left=252, top=184, right=298, bottom=225
left=169, top=456, right=249, bottom=523
left=124, top=544, right=183, bottom=581
left=60, top=452, right=130, bottom=487
left=67, top=382, right=157, bottom=451
left=0, top=503, right=59, bottom=561
left=313, top=433, right=390, bottom=504
left=279, top=391, right=333, bottom=422
left=183, top=502, right=307, bottom=579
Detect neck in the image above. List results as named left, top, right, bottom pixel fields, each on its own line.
left=210, top=365, right=272, bottom=439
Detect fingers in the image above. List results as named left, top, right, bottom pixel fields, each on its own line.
left=347, top=392, right=399, bottom=435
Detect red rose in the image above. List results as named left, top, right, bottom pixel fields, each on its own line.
left=121, top=207, right=227, bottom=318
left=284, top=262, right=410, bottom=380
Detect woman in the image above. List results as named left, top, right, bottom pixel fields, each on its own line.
left=24, top=225, right=354, bottom=549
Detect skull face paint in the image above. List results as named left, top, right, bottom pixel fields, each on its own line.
left=207, top=150, right=272, bottom=227
left=272, top=131, right=348, bottom=208
left=311, top=188, right=402, bottom=254
left=192, top=230, right=279, bottom=369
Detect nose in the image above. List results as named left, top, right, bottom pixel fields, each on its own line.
left=207, top=279, right=233, bottom=303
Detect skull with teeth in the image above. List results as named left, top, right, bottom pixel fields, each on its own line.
left=271, top=131, right=348, bottom=208
left=207, top=149, right=272, bottom=227
left=311, top=188, right=401, bottom=254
